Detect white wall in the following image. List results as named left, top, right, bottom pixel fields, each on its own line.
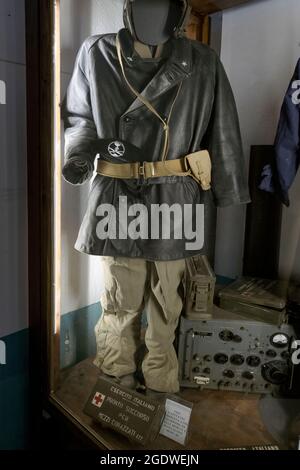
left=215, top=0, right=300, bottom=280
left=61, top=0, right=124, bottom=315
left=0, top=0, right=28, bottom=337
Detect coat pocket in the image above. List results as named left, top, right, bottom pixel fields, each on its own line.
left=183, top=177, right=200, bottom=200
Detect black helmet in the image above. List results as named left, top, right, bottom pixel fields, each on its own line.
left=123, top=0, right=191, bottom=46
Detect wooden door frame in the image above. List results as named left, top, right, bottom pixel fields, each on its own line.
left=26, top=0, right=56, bottom=446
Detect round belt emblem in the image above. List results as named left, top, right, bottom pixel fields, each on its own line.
left=108, top=141, right=125, bottom=158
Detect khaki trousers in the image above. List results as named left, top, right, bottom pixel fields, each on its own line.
left=94, top=256, right=186, bottom=393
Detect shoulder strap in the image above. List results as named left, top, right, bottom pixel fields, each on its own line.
left=116, top=33, right=182, bottom=162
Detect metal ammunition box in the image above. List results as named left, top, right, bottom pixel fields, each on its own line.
left=219, top=277, right=287, bottom=324
left=184, top=255, right=216, bottom=320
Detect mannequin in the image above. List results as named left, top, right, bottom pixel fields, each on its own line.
left=125, top=0, right=187, bottom=46
left=62, top=0, right=191, bottom=185
left=130, top=0, right=187, bottom=59
left=62, top=0, right=250, bottom=395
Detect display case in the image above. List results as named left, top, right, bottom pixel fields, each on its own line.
left=26, top=0, right=300, bottom=450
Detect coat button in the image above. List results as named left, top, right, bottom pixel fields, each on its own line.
left=124, top=116, right=132, bottom=123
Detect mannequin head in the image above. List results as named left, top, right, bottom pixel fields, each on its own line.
left=123, top=0, right=191, bottom=46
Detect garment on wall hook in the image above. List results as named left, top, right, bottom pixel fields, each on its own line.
left=259, top=58, right=300, bottom=206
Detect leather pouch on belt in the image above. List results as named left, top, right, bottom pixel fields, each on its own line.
left=185, top=150, right=212, bottom=191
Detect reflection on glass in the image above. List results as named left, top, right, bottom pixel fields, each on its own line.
left=51, top=0, right=300, bottom=451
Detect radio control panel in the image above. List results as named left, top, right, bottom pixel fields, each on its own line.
left=178, top=307, right=295, bottom=393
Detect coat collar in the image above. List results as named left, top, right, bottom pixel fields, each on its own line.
left=117, top=28, right=192, bottom=115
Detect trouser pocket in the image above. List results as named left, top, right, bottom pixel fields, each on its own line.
left=94, top=256, right=148, bottom=376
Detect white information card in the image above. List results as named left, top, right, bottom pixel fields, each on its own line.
left=160, top=398, right=192, bottom=446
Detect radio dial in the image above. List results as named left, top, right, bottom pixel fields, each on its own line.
left=270, top=333, right=289, bottom=348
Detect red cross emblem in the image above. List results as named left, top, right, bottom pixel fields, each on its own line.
left=92, top=392, right=106, bottom=408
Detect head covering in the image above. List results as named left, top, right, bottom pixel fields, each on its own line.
left=123, top=0, right=191, bottom=46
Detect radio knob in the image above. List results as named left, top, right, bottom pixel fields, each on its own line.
left=193, top=354, right=201, bottom=362
left=204, top=355, right=212, bottom=362
left=261, top=361, right=289, bottom=385
left=230, top=354, right=245, bottom=365
left=219, top=330, right=234, bottom=341
left=214, top=353, right=228, bottom=364
left=233, top=335, right=242, bottom=343
left=192, top=367, right=200, bottom=373
left=242, top=371, right=254, bottom=380
left=281, top=351, right=290, bottom=360
left=223, top=369, right=235, bottom=378
left=246, top=355, right=261, bottom=367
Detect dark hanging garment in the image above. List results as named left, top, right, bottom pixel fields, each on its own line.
left=259, top=59, right=300, bottom=206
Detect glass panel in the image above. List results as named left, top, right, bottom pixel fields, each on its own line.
left=51, top=0, right=300, bottom=451
left=0, top=0, right=28, bottom=449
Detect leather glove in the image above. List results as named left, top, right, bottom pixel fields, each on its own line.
left=62, top=157, right=94, bottom=185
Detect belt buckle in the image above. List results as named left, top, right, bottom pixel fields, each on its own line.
left=138, top=162, right=146, bottom=179
left=183, top=156, right=190, bottom=172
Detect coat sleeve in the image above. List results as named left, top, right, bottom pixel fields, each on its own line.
left=203, top=52, right=250, bottom=207
left=259, top=59, right=300, bottom=206
left=61, top=40, right=98, bottom=185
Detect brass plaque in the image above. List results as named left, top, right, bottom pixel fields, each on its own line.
left=84, top=377, right=165, bottom=445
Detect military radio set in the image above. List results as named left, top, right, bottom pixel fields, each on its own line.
left=179, top=256, right=300, bottom=395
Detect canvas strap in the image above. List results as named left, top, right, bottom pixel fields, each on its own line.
left=133, top=41, right=164, bottom=59
left=116, top=33, right=182, bottom=163
left=114, top=33, right=212, bottom=190
left=97, top=150, right=211, bottom=190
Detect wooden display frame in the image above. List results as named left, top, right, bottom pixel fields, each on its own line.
left=26, top=0, right=268, bottom=450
